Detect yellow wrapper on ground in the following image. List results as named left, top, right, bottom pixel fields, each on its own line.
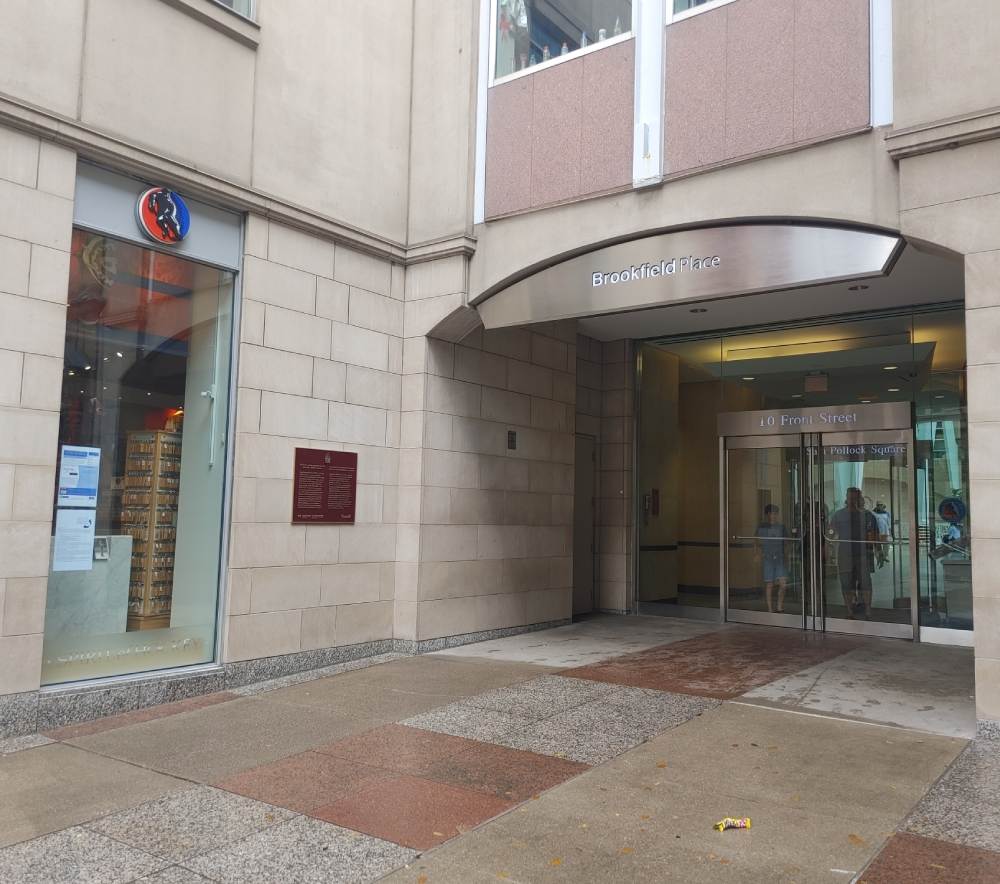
left=714, top=817, right=752, bottom=831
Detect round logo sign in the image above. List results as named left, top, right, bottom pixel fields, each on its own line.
left=938, top=497, right=967, bottom=524
left=136, top=187, right=191, bottom=245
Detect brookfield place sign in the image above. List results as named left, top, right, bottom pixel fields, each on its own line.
left=592, top=254, right=721, bottom=287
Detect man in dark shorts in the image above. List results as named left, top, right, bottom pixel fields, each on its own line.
left=828, top=487, right=878, bottom=619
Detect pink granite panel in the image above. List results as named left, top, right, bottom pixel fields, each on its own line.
left=530, top=57, right=584, bottom=208
left=581, top=40, right=635, bottom=195
left=793, top=0, right=871, bottom=141
left=664, top=9, right=728, bottom=174
left=485, top=77, right=534, bottom=218
left=725, top=0, right=795, bottom=159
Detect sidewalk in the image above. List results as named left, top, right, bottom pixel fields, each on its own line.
left=0, top=616, right=995, bottom=883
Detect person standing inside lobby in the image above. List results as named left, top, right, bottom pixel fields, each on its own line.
left=829, top=488, right=879, bottom=619
left=755, top=504, right=789, bottom=614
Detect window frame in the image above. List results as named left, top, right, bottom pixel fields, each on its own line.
left=211, top=0, right=255, bottom=21
left=669, top=0, right=738, bottom=23
left=489, top=0, right=637, bottom=87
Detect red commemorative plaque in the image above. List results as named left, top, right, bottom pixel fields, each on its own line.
left=292, top=448, right=358, bottom=524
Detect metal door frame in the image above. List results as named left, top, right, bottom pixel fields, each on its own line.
left=721, top=427, right=920, bottom=640
left=722, top=434, right=807, bottom=630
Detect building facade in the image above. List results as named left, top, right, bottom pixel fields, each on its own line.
left=1, top=0, right=999, bottom=735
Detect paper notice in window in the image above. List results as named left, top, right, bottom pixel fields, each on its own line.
left=57, top=445, right=101, bottom=508
left=52, top=509, right=97, bottom=572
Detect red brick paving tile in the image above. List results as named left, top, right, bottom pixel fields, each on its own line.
left=561, top=630, right=862, bottom=699
left=314, top=723, right=483, bottom=776
left=43, top=691, right=240, bottom=741
left=859, top=833, right=1000, bottom=882
left=213, top=750, right=393, bottom=813
left=424, top=741, right=589, bottom=801
left=311, top=774, right=516, bottom=850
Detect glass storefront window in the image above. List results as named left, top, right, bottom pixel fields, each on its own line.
left=41, top=230, right=234, bottom=685
left=495, top=0, right=632, bottom=79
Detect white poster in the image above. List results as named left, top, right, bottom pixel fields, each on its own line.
left=52, top=509, right=97, bottom=572
left=57, top=445, right=101, bottom=508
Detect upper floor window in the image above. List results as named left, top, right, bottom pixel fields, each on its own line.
left=494, top=0, right=633, bottom=81
left=671, top=0, right=735, bottom=18
left=214, top=0, right=253, bottom=19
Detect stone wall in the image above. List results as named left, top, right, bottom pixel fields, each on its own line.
left=226, top=217, right=403, bottom=662
left=396, top=320, right=577, bottom=643
left=0, top=128, right=75, bottom=694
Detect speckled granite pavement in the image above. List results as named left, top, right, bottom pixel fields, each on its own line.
left=0, top=619, right=985, bottom=883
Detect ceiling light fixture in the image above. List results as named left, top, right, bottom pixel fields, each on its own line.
left=792, top=394, right=803, bottom=399
left=883, top=365, right=898, bottom=371
left=860, top=398, right=872, bottom=403
left=888, top=387, right=900, bottom=392
left=742, top=376, right=755, bottom=381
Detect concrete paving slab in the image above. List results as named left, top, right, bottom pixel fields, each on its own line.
left=65, top=696, right=375, bottom=783
left=0, top=826, right=169, bottom=883
left=183, top=815, right=415, bottom=884
left=461, top=674, right=617, bottom=719
left=383, top=776, right=898, bottom=884
left=383, top=702, right=962, bottom=883
left=402, top=703, right=528, bottom=744
left=600, top=703, right=964, bottom=823
left=741, top=640, right=976, bottom=738
left=0, top=733, right=53, bottom=755
left=86, top=785, right=295, bottom=862
left=136, top=866, right=214, bottom=882
left=0, top=742, right=190, bottom=848
left=433, top=615, right=723, bottom=667
left=263, top=682, right=457, bottom=722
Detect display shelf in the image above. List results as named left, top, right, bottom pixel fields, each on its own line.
left=123, top=430, right=181, bottom=630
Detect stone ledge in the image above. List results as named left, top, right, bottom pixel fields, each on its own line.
left=886, top=107, right=1000, bottom=160
left=158, top=0, right=260, bottom=49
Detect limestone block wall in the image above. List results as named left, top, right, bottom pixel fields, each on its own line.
left=596, top=340, right=635, bottom=613
left=226, top=217, right=402, bottom=662
left=898, top=138, right=1000, bottom=722
left=0, top=127, right=76, bottom=694
left=397, top=315, right=577, bottom=642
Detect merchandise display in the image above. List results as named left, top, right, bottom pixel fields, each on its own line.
left=123, top=430, right=182, bottom=630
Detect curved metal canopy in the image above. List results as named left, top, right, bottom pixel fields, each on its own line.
left=471, top=223, right=903, bottom=330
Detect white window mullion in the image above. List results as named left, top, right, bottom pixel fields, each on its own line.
left=634, top=0, right=665, bottom=187
left=870, top=0, right=893, bottom=127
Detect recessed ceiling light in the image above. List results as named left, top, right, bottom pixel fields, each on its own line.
left=690, top=307, right=708, bottom=314
left=935, top=394, right=945, bottom=399
left=67, top=371, right=75, bottom=377
left=84, top=365, right=92, bottom=371
left=848, top=284, right=870, bottom=292
left=116, top=351, right=124, bottom=358
left=742, top=376, right=755, bottom=381
left=860, top=399, right=872, bottom=403
left=883, top=365, right=898, bottom=371
left=792, top=394, right=803, bottom=399
left=888, top=387, right=900, bottom=392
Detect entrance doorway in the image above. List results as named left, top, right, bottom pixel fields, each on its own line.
left=720, top=404, right=917, bottom=639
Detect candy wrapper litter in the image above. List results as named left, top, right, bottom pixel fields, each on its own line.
left=714, top=816, right=752, bottom=832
